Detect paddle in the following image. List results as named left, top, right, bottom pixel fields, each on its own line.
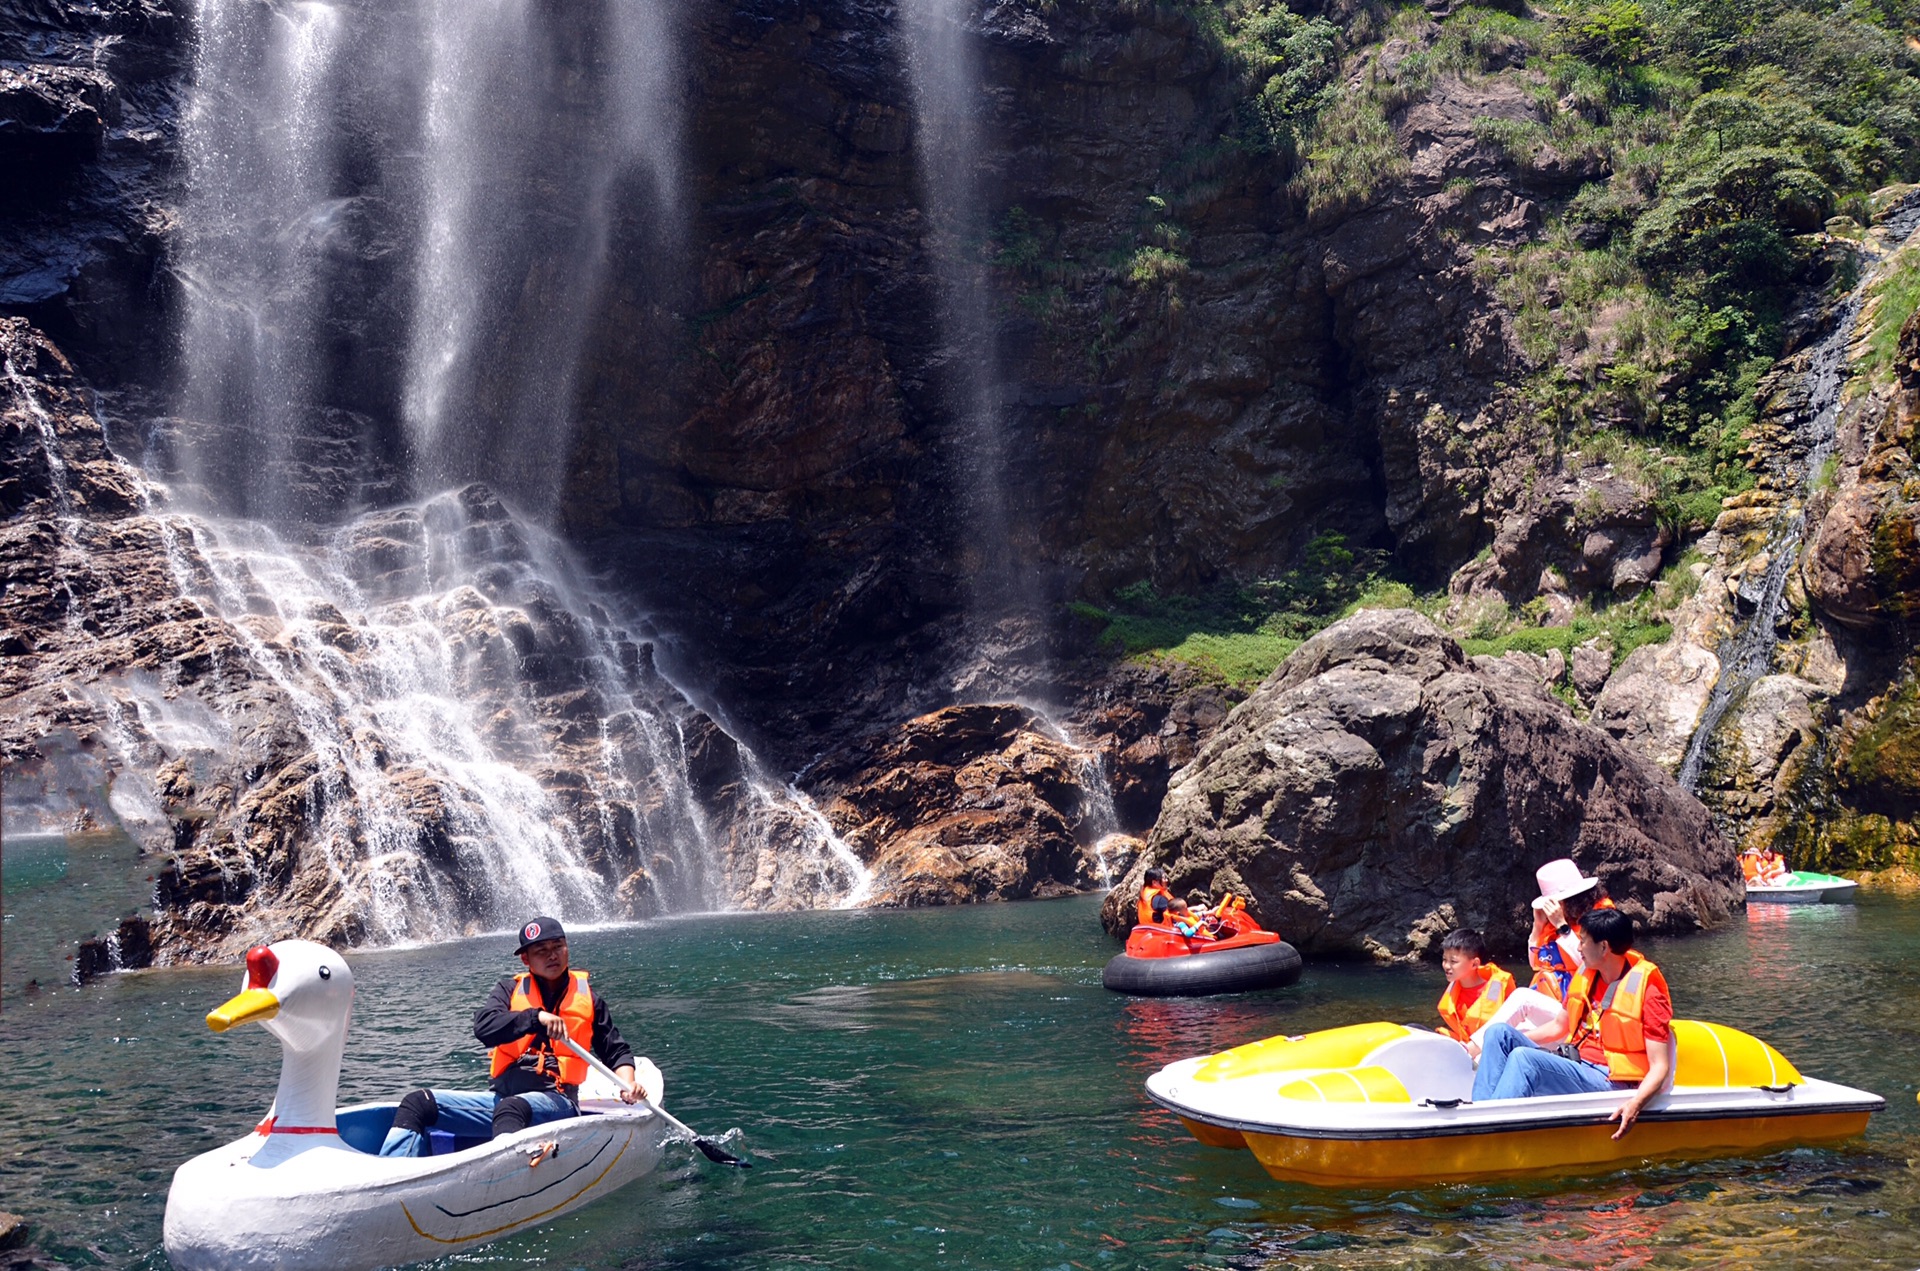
left=557, top=1034, right=752, bottom=1168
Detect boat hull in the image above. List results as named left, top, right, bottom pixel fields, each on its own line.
left=1748, top=872, right=1859, bottom=904
left=1238, top=1106, right=1874, bottom=1186
left=1146, top=1021, right=1884, bottom=1187
left=163, top=1100, right=670, bottom=1271
left=1103, top=940, right=1302, bottom=996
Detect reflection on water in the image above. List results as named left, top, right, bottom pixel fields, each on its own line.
left=2, top=829, right=152, bottom=997
left=3, top=893, right=1919, bottom=1269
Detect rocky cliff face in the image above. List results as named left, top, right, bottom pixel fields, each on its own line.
left=560, top=0, right=1572, bottom=772
left=5, top=0, right=1822, bottom=960
left=1102, top=609, right=1737, bottom=958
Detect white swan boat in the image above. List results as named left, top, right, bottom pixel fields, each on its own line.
left=163, top=939, right=676, bottom=1271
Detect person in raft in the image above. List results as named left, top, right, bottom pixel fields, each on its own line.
left=1527, top=858, right=1614, bottom=1004
left=1137, top=868, right=1174, bottom=924
left=1470, top=908, right=1673, bottom=1137
left=379, top=916, right=647, bottom=1157
left=1435, top=929, right=1516, bottom=1051
left=1163, top=897, right=1226, bottom=939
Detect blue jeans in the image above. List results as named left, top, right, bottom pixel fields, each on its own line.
left=1472, top=1023, right=1619, bottom=1101
left=377, top=1089, right=577, bottom=1157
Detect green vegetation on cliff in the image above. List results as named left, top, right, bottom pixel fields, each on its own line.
left=1200, top=0, right=1920, bottom=527
left=1072, top=532, right=1409, bottom=683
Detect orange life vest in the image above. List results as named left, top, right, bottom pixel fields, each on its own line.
left=1436, top=963, right=1516, bottom=1042
left=1137, top=883, right=1173, bottom=925
left=1567, top=950, right=1668, bottom=1082
left=489, top=970, right=594, bottom=1088
left=1529, top=896, right=1617, bottom=1004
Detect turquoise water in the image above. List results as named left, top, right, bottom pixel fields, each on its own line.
left=3, top=892, right=1919, bottom=1268
left=2, top=830, right=152, bottom=995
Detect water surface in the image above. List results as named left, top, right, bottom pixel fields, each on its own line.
left=4, top=893, right=1918, bottom=1268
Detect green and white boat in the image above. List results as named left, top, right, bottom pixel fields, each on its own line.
left=1747, top=871, right=1860, bottom=905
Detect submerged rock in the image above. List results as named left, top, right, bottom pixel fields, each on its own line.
left=1105, top=609, right=1738, bottom=959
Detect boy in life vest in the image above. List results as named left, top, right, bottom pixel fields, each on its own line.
left=1435, top=929, right=1516, bottom=1049
left=379, top=916, right=647, bottom=1157
left=1470, top=908, right=1674, bottom=1139
left=1137, top=868, right=1174, bottom=925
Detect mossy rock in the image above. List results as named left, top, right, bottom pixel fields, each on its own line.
left=1843, top=674, right=1920, bottom=800
left=1827, top=813, right=1905, bottom=872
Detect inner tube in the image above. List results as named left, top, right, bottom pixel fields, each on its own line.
left=1103, top=941, right=1302, bottom=997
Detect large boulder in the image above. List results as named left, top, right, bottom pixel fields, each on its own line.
left=1103, top=609, right=1738, bottom=959
left=1590, top=638, right=1722, bottom=773
left=811, top=704, right=1116, bottom=906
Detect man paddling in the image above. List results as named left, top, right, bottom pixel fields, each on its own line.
left=379, top=916, right=647, bottom=1157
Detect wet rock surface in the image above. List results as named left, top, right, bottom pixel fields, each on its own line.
left=1105, top=609, right=1738, bottom=959
left=2, top=0, right=1858, bottom=958
left=808, top=703, right=1115, bottom=906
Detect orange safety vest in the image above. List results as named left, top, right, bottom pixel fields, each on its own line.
left=1530, top=896, right=1617, bottom=1004
left=489, top=970, right=595, bottom=1088
left=1137, top=883, right=1173, bottom=925
left=1567, top=950, right=1668, bottom=1082
left=1436, top=963, right=1516, bottom=1042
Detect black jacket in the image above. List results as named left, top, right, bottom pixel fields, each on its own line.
left=473, top=972, right=635, bottom=1098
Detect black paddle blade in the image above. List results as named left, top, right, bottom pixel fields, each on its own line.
left=693, top=1136, right=752, bottom=1168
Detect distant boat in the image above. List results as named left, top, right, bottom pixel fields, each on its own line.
left=1747, top=871, right=1860, bottom=905
left=1103, top=921, right=1301, bottom=996
left=163, top=940, right=674, bottom=1271
left=1145, top=1020, right=1883, bottom=1186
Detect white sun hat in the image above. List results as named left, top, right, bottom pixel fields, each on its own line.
left=1531, top=858, right=1600, bottom=909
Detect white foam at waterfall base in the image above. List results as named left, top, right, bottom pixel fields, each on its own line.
left=1020, top=700, right=1126, bottom=889
left=116, top=489, right=754, bottom=943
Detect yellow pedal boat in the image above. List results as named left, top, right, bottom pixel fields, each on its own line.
left=1145, top=1020, right=1883, bottom=1187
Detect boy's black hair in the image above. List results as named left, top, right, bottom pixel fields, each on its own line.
left=1439, top=928, right=1488, bottom=960
left=1581, top=907, right=1635, bottom=955
left=1144, top=867, right=1166, bottom=883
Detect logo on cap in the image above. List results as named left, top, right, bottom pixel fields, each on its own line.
left=523, top=922, right=542, bottom=943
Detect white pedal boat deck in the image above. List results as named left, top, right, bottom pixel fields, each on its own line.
left=1145, top=1020, right=1883, bottom=1187
left=164, top=940, right=678, bottom=1271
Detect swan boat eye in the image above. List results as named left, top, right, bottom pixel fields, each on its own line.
left=318, top=966, right=332, bottom=980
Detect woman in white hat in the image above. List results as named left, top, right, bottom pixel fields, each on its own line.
left=1527, top=859, right=1612, bottom=1004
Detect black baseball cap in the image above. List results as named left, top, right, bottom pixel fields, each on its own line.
left=515, top=916, right=567, bottom=952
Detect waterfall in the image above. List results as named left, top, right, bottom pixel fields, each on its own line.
left=123, top=0, right=870, bottom=943
left=142, top=488, right=731, bottom=939
left=1676, top=292, right=1863, bottom=791
left=402, top=0, right=683, bottom=507
left=900, top=0, right=1023, bottom=619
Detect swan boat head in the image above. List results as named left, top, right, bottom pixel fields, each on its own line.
left=207, top=939, right=355, bottom=1161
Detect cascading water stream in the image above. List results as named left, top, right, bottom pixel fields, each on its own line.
left=1676, top=289, right=1864, bottom=792
left=121, top=0, right=873, bottom=942
left=900, top=0, right=1023, bottom=620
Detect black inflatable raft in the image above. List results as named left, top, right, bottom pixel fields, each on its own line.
left=1102, top=940, right=1302, bottom=997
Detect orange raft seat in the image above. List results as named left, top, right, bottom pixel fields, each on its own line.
left=1102, top=920, right=1302, bottom=997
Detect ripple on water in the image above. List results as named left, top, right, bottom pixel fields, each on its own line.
left=5, top=895, right=1920, bottom=1269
